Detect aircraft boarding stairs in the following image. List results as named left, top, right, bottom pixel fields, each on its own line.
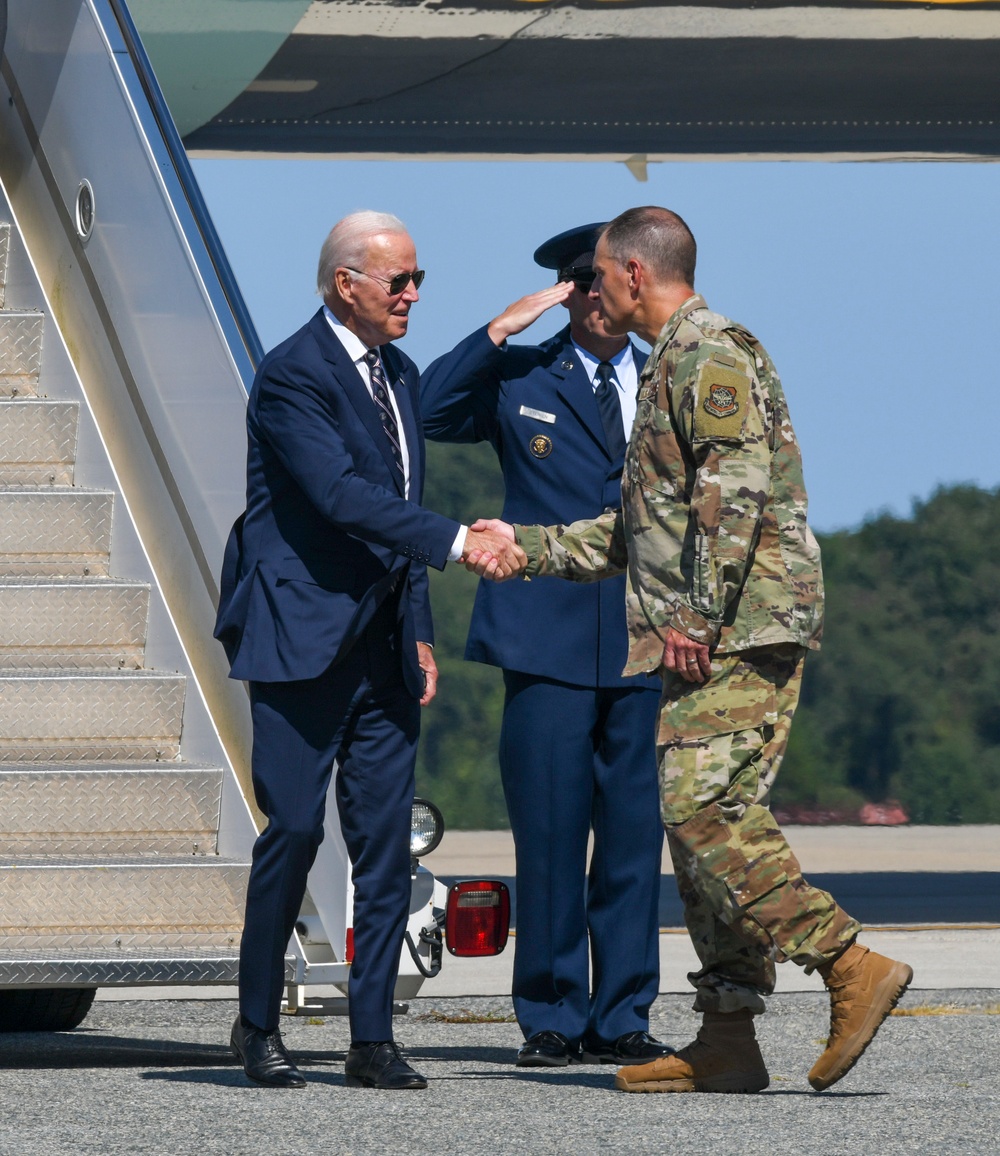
left=0, top=217, right=248, bottom=1031
left=0, top=0, right=459, bottom=1030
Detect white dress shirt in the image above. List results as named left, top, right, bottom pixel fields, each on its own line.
left=572, top=341, right=639, bottom=441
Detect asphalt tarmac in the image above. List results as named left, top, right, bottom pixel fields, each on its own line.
left=4, top=827, right=997, bottom=1153
left=439, top=871, right=1000, bottom=929
left=431, top=824, right=1000, bottom=929
left=1, top=990, right=997, bottom=1155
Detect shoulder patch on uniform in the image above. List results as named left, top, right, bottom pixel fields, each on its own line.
left=693, top=362, right=750, bottom=442
left=710, top=352, right=737, bottom=368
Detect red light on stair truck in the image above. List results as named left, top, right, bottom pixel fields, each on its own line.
left=445, top=880, right=511, bottom=956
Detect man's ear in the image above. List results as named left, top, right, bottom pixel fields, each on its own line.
left=626, top=258, right=642, bottom=295
left=332, top=267, right=354, bottom=305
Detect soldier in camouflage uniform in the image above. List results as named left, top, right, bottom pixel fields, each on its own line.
left=491, top=206, right=913, bottom=1094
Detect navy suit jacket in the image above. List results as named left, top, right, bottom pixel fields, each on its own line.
left=421, top=324, right=658, bottom=690
left=215, top=309, right=460, bottom=695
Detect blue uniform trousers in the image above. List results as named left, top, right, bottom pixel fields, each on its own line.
left=240, top=602, right=418, bottom=1043
left=500, top=672, right=663, bottom=1043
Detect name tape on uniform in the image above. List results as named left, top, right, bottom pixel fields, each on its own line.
left=519, top=405, right=556, bottom=424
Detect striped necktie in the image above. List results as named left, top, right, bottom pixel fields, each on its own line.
left=363, top=349, right=405, bottom=482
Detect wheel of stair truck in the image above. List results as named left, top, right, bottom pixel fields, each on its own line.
left=0, top=988, right=97, bottom=1032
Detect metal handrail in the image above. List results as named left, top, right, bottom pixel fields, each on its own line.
left=105, top=0, right=264, bottom=371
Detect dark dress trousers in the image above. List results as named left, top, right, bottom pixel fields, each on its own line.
left=215, top=308, right=459, bottom=1041
left=421, top=324, right=663, bottom=1045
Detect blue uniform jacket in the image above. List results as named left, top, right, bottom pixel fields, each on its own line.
left=421, top=324, right=658, bottom=690
left=215, top=308, right=460, bottom=694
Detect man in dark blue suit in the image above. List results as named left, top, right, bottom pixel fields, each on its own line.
left=421, top=224, right=671, bottom=1067
left=215, top=211, right=523, bottom=1090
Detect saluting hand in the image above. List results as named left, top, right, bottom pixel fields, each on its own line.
left=486, top=282, right=575, bottom=346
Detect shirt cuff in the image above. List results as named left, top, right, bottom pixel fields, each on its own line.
left=669, top=602, right=722, bottom=645
left=513, top=523, right=543, bottom=577
left=447, top=525, right=468, bottom=563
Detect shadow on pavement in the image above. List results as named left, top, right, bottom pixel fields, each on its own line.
left=140, top=1067, right=350, bottom=1088
left=0, top=1033, right=347, bottom=1070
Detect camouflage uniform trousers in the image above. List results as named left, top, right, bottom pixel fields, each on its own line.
left=658, top=643, right=861, bottom=1015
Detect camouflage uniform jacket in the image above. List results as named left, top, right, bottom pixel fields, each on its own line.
left=517, top=295, right=824, bottom=676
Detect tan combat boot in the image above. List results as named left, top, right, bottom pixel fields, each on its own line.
left=808, top=942, right=913, bottom=1091
left=615, top=1009, right=769, bottom=1093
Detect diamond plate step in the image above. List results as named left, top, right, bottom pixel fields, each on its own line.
left=0, top=310, right=44, bottom=396
left=0, top=764, right=222, bottom=855
left=0, top=670, right=185, bottom=761
left=0, top=948, right=297, bottom=989
left=0, top=488, right=113, bottom=575
left=0, top=948, right=251, bottom=988
left=0, top=858, right=249, bottom=951
left=0, top=399, right=79, bottom=484
left=0, top=578, right=149, bottom=668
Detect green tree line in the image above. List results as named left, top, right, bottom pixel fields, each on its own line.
left=417, top=452, right=1000, bottom=828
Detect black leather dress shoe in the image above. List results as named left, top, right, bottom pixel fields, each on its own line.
left=230, top=1015, right=306, bottom=1088
left=580, top=1030, right=676, bottom=1064
left=345, top=1041, right=428, bottom=1089
left=516, top=1031, right=581, bottom=1067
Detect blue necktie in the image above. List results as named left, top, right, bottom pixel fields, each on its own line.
left=595, top=361, right=626, bottom=459
left=364, top=350, right=405, bottom=482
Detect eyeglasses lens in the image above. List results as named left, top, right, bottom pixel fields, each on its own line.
left=389, top=270, right=425, bottom=294
left=559, top=268, right=595, bottom=292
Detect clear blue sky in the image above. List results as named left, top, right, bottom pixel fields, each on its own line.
left=192, top=157, right=1000, bottom=533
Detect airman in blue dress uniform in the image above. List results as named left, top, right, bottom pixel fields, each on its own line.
left=421, top=224, right=672, bottom=1067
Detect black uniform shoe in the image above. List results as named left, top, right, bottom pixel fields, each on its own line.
left=230, top=1015, right=306, bottom=1088
left=516, top=1031, right=581, bottom=1067
left=345, top=1041, right=428, bottom=1089
left=580, top=1030, right=676, bottom=1065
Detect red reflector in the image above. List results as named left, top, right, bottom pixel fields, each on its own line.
left=345, top=927, right=355, bottom=963
left=445, top=880, right=510, bottom=957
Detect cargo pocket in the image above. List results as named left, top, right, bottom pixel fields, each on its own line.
left=657, top=657, right=778, bottom=746
left=669, top=799, right=793, bottom=960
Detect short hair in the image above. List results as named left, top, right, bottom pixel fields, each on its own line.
left=601, top=207, right=697, bottom=288
left=317, top=211, right=409, bottom=295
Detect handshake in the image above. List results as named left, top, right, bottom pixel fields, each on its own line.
left=460, top=518, right=526, bottom=582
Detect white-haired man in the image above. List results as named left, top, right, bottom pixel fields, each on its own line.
left=216, top=211, right=522, bottom=1091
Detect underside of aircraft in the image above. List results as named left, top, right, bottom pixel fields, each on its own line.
left=131, top=0, right=1000, bottom=162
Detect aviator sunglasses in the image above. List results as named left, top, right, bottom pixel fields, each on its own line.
left=558, top=266, right=596, bottom=292
left=346, top=267, right=426, bottom=295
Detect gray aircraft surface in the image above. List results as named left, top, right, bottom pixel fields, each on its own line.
left=130, top=0, right=1000, bottom=161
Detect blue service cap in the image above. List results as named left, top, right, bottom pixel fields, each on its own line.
left=533, top=221, right=608, bottom=274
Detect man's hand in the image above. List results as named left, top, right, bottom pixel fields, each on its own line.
left=461, top=519, right=525, bottom=581
left=662, top=626, right=712, bottom=684
left=416, top=641, right=438, bottom=706
left=487, top=283, right=575, bottom=346
left=467, top=517, right=515, bottom=542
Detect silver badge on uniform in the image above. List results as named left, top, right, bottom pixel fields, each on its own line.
left=519, top=405, right=556, bottom=424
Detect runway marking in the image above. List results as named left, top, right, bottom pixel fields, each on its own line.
left=892, top=1003, right=1000, bottom=1015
